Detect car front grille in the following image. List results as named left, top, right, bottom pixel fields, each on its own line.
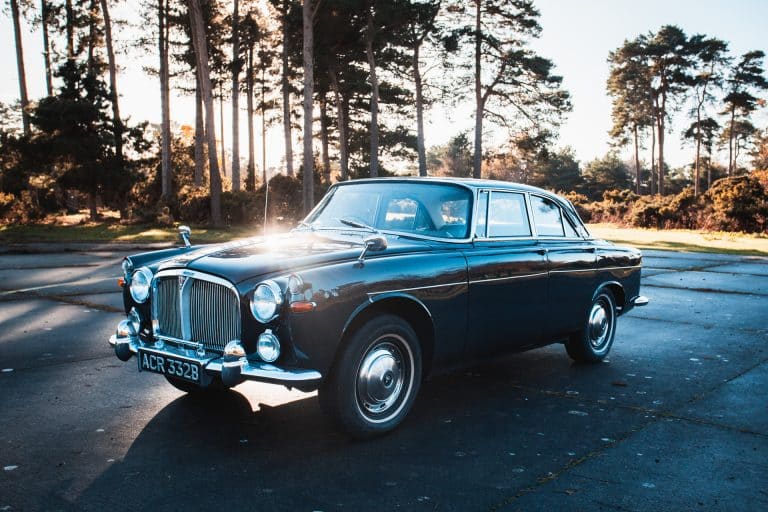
left=153, top=273, right=241, bottom=353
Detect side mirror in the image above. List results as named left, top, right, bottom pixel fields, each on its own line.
left=357, top=235, right=387, bottom=266
left=178, top=225, right=192, bottom=248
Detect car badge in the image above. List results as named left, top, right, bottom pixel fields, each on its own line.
left=196, top=343, right=206, bottom=357
left=178, top=275, right=187, bottom=289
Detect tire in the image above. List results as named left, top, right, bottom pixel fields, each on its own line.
left=164, top=375, right=227, bottom=394
left=565, top=289, right=617, bottom=363
left=319, top=314, right=422, bottom=439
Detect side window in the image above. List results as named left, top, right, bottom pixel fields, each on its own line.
left=488, top=192, right=531, bottom=237
left=531, top=196, right=566, bottom=237
left=563, top=216, right=580, bottom=237
left=475, top=191, right=488, bottom=238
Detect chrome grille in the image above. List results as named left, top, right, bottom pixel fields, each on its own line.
left=189, top=278, right=240, bottom=352
left=154, top=273, right=241, bottom=353
left=156, top=277, right=182, bottom=339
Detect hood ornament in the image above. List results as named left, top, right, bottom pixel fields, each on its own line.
left=178, top=225, right=192, bottom=248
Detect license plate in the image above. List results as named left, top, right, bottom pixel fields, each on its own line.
left=138, top=349, right=201, bottom=384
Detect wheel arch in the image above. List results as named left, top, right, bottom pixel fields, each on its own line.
left=340, top=294, right=436, bottom=379
left=595, top=280, right=625, bottom=311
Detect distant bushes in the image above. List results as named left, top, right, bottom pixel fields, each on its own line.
left=581, top=174, right=768, bottom=233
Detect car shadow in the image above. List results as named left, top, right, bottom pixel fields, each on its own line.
left=70, top=348, right=644, bottom=511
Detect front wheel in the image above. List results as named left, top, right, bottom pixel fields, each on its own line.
left=319, top=314, right=422, bottom=439
left=565, top=289, right=617, bottom=363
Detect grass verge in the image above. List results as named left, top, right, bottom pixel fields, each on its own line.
left=589, top=223, right=768, bottom=256
left=0, top=222, right=257, bottom=244
left=2, top=221, right=766, bottom=257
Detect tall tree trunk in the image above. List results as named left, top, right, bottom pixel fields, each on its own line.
left=302, top=0, right=315, bottom=214
left=230, top=0, right=241, bottom=191
left=472, top=0, right=483, bottom=179
left=100, top=0, right=123, bottom=166
left=650, top=122, right=656, bottom=195
left=329, top=67, right=348, bottom=181
left=10, top=0, right=30, bottom=135
left=261, top=61, right=268, bottom=184
left=87, top=0, right=96, bottom=76
left=656, top=94, right=665, bottom=195
left=320, top=96, right=331, bottom=185
left=159, top=0, right=172, bottom=200
left=727, top=105, right=736, bottom=175
left=633, top=123, right=640, bottom=194
left=41, top=0, right=53, bottom=96
left=281, top=0, right=294, bottom=176
left=246, top=45, right=256, bottom=192
left=413, top=42, right=427, bottom=176
left=65, top=0, right=74, bottom=60
left=219, top=83, right=226, bottom=179
left=194, top=75, right=204, bottom=187
left=365, top=7, right=379, bottom=178
left=188, top=0, right=222, bottom=226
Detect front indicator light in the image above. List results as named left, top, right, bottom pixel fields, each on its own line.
left=289, top=301, right=316, bottom=313
left=257, top=329, right=281, bottom=363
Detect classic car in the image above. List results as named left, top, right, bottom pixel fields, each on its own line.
left=109, top=177, right=648, bottom=438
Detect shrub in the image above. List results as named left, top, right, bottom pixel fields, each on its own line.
left=703, top=176, right=768, bottom=233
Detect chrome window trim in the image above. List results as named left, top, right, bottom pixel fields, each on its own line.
left=151, top=269, right=241, bottom=343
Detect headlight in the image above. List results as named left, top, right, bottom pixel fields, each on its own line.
left=250, top=280, right=283, bottom=323
left=129, top=267, right=153, bottom=303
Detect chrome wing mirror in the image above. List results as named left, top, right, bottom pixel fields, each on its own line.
left=357, top=235, right=387, bottom=266
left=178, top=225, right=192, bottom=248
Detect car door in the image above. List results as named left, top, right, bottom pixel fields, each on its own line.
left=529, top=194, right=597, bottom=339
left=464, top=189, right=549, bottom=358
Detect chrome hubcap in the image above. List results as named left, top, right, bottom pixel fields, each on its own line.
left=357, top=340, right=406, bottom=416
left=588, top=300, right=611, bottom=349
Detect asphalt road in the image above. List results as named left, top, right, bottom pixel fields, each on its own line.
left=1, top=243, right=766, bottom=511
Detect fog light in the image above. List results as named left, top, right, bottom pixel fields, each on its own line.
left=257, top=329, right=280, bottom=363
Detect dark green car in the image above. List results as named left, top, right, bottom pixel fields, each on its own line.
left=110, top=177, right=647, bottom=438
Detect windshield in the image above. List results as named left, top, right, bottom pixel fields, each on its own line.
left=304, top=181, right=473, bottom=239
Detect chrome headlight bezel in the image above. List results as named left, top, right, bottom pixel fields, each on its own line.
left=250, top=279, right=283, bottom=323
left=129, top=267, right=153, bottom=303
left=122, top=258, right=134, bottom=282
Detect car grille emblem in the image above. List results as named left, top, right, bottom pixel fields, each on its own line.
left=178, top=275, right=187, bottom=289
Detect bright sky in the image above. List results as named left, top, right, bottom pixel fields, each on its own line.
left=1, top=0, right=766, bottom=173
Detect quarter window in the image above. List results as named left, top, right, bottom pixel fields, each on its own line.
left=487, top=192, right=531, bottom=237
left=531, top=196, right=567, bottom=237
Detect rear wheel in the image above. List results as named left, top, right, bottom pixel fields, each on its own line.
left=319, top=314, right=422, bottom=439
left=565, top=289, right=617, bottom=363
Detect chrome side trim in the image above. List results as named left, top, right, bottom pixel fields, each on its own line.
left=470, top=272, right=548, bottom=284
left=367, top=281, right=466, bottom=297
left=550, top=265, right=641, bottom=274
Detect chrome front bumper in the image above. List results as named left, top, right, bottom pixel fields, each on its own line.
left=108, top=325, right=322, bottom=388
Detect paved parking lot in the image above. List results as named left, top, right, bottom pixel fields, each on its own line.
left=1, top=243, right=766, bottom=511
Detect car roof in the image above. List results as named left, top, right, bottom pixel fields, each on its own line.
left=334, top=176, right=562, bottom=200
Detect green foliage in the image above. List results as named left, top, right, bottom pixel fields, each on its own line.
left=529, top=146, right=583, bottom=192
left=581, top=154, right=632, bottom=200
